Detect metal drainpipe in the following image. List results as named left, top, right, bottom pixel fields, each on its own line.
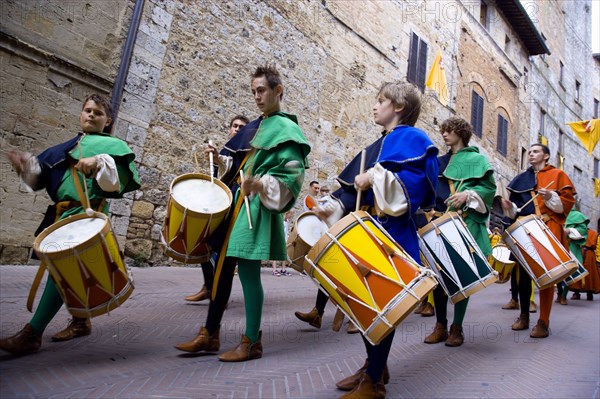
left=110, top=0, right=145, bottom=127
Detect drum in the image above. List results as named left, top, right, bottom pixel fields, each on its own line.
left=419, top=212, right=498, bottom=304
left=565, top=258, right=589, bottom=286
left=162, top=173, right=232, bottom=263
left=503, top=215, right=577, bottom=290
left=286, top=212, right=329, bottom=273
left=304, top=211, right=437, bottom=345
left=489, top=244, right=515, bottom=284
left=33, top=212, right=133, bottom=318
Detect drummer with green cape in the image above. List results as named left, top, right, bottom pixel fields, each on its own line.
left=424, top=117, right=496, bottom=347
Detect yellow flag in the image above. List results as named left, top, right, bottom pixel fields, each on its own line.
left=594, top=177, right=600, bottom=197
left=426, top=49, right=449, bottom=106
left=567, top=119, right=600, bottom=154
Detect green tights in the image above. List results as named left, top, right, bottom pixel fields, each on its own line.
left=237, top=259, right=263, bottom=342
left=29, top=278, right=64, bottom=333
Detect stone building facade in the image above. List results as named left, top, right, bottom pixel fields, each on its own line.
left=1, top=0, right=596, bottom=265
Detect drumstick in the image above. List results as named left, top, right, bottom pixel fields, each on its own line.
left=444, top=179, right=465, bottom=215
left=239, top=171, right=253, bottom=230
left=208, top=140, right=215, bottom=184
left=516, top=181, right=555, bottom=213
left=355, top=150, right=366, bottom=212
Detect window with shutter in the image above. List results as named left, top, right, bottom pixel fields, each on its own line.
left=497, top=114, right=508, bottom=156
left=407, top=32, right=427, bottom=91
left=471, top=91, right=484, bottom=137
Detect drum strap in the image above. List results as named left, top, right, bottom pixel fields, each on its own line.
left=211, top=150, right=254, bottom=300
left=531, top=190, right=542, bottom=217
left=70, top=162, right=90, bottom=210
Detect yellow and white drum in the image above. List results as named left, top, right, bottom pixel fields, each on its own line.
left=419, top=212, right=498, bottom=304
left=286, top=212, right=328, bottom=273
left=489, top=244, right=515, bottom=284
left=162, top=173, right=232, bottom=263
left=503, top=215, right=577, bottom=290
left=304, top=211, right=437, bottom=345
left=33, top=212, right=133, bottom=318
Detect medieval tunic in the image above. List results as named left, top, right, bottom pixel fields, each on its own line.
left=565, top=211, right=600, bottom=293
left=506, top=164, right=576, bottom=248
left=436, top=146, right=496, bottom=256
left=225, top=112, right=310, bottom=261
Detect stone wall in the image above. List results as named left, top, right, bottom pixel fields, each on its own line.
left=0, top=0, right=134, bottom=263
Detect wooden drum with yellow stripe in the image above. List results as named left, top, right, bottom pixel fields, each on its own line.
left=33, top=212, right=133, bottom=318
left=162, top=173, right=232, bottom=263
left=304, top=211, right=437, bottom=345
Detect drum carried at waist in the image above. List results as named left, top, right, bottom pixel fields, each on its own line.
left=564, top=258, right=589, bottom=286
left=503, top=215, right=577, bottom=290
left=304, top=211, right=437, bottom=345
left=33, top=212, right=133, bottom=318
left=419, top=212, right=498, bottom=304
left=161, top=173, right=232, bottom=264
left=489, top=243, right=515, bottom=284
left=286, top=212, right=329, bottom=273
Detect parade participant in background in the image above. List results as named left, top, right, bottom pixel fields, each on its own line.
left=311, top=81, right=438, bottom=398
left=565, top=210, right=600, bottom=300
left=423, top=117, right=496, bottom=347
left=501, top=143, right=576, bottom=338
left=184, top=114, right=249, bottom=302
left=303, top=180, right=320, bottom=210
left=175, top=65, right=310, bottom=363
left=0, top=94, right=141, bottom=355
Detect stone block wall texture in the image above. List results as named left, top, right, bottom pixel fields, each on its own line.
left=1, top=0, right=598, bottom=264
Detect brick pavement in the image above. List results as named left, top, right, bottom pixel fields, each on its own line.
left=0, top=265, right=598, bottom=399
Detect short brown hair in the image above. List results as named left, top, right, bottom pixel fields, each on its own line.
left=83, top=94, right=113, bottom=119
left=377, top=82, right=422, bottom=126
left=252, top=65, right=283, bottom=99
left=440, top=117, right=473, bottom=146
left=229, top=115, right=249, bottom=127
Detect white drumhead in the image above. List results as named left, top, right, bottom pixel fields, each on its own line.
left=172, top=178, right=230, bottom=213
left=297, top=214, right=328, bottom=246
left=40, top=217, right=106, bottom=253
left=492, top=245, right=512, bottom=262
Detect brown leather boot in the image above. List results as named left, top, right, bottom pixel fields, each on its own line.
left=445, top=324, right=464, bottom=347
left=346, top=321, right=360, bottom=334
left=511, top=313, right=529, bottom=330
left=530, top=319, right=549, bottom=338
left=218, top=332, right=262, bottom=362
left=0, top=323, right=42, bottom=355
left=185, top=285, right=211, bottom=302
left=413, top=300, right=426, bottom=314
left=529, top=301, right=537, bottom=313
left=294, top=307, right=322, bottom=328
left=424, top=322, right=448, bottom=344
left=336, top=359, right=389, bottom=391
left=571, top=292, right=581, bottom=300
left=502, top=299, right=519, bottom=310
left=51, top=317, right=92, bottom=342
left=338, top=373, right=386, bottom=399
left=559, top=296, right=568, bottom=305
left=175, top=327, right=220, bottom=353
left=420, top=302, right=435, bottom=317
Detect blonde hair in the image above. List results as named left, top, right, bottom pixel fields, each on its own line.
left=377, top=82, right=422, bottom=126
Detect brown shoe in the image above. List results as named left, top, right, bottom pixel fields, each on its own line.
left=413, top=300, right=426, bottom=314
left=570, top=292, right=580, bottom=300
left=530, top=319, right=549, bottom=338
left=424, top=322, right=448, bottom=344
left=445, top=324, right=464, bottom=347
left=559, top=297, right=568, bottom=305
left=511, top=313, right=529, bottom=330
left=294, top=307, right=322, bottom=328
left=175, top=327, right=220, bottom=353
left=420, top=302, right=435, bottom=317
left=347, top=321, right=360, bottom=334
left=51, top=317, right=91, bottom=342
left=185, top=285, right=211, bottom=302
left=338, top=373, right=386, bottom=399
left=529, top=301, right=537, bottom=313
left=0, top=323, right=42, bottom=355
left=218, top=332, right=262, bottom=362
left=336, top=359, right=389, bottom=391
left=502, top=299, right=519, bottom=310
